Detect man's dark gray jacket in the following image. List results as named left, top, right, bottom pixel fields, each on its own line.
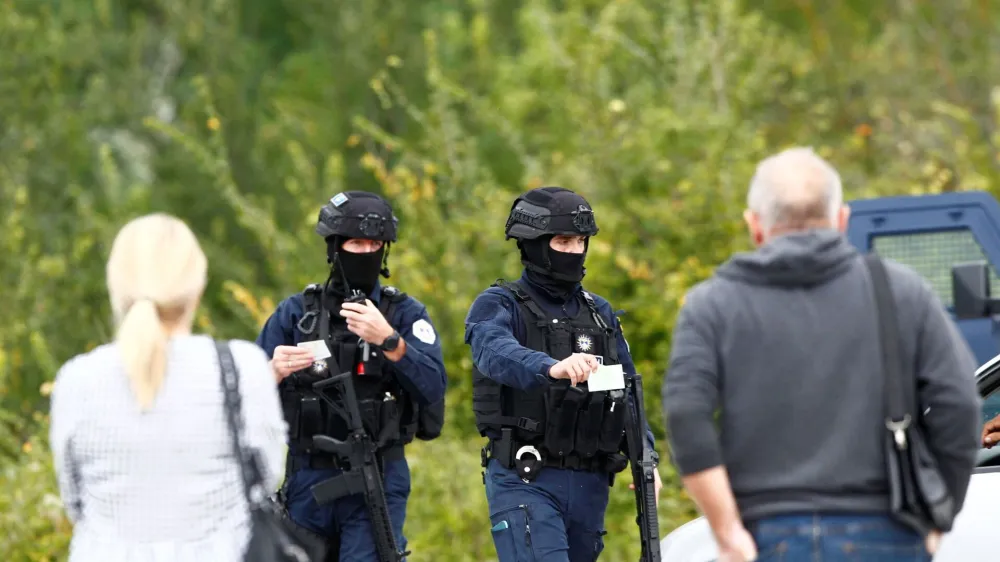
left=662, top=229, right=982, bottom=522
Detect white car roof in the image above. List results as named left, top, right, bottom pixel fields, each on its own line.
left=976, top=353, right=1000, bottom=379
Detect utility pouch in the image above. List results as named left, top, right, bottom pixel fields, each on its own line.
left=365, top=353, right=387, bottom=379
left=574, top=393, right=607, bottom=458
left=493, top=428, right=515, bottom=468
left=378, top=393, right=402, bottom=445
left=472, top=386, right=502, bottom=425
left=597, top=391, right=627, bottom=453
left=605, top=452, right=629, bottom=474
left=359, top=398, right=380, bottom=437
left=299, top=396, right=323, bottom=444
left=338, top=344, right=356, bottom=373
left=281, top=393, right=301, bottom=440
left=543, top=384, right=587, bottom=457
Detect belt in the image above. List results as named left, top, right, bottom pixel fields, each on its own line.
left=482, top=436, right=612, bottom=474
left=289, top=443, right=405, bottom=473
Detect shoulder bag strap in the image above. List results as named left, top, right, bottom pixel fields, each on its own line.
left=862, top=254, right=914, bottom=446
left=215, top=339, right=266, bottom=508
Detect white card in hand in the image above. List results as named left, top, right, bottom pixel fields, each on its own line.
left=297, top=340, right=332, bottom=360
left=588, top=364, right=625, bottom=392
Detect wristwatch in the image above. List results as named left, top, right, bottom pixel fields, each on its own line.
left=380, top=331, right=401, bottom=352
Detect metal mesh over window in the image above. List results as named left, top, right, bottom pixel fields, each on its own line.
left=983, top=394, right=1000, bottom=427
left=872, top=229, right=1000, bottom=307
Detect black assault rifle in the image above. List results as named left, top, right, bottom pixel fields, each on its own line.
left=623, top=373, right=661, bottom=562
left=309, top=371, right=409, bottom=562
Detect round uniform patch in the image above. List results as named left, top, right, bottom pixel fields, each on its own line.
left=576, top=334, right=593, bottom=352
left=412, top=319, right=436, bottom=344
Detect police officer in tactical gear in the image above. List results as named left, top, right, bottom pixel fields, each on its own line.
left=465, top=186, right=662, bottom=561
left=256, top=190, right=448, bottom=561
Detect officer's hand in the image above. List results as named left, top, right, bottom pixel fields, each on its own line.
left=340, top=299, right=394, bottom=345
left=548, top=353, right=599, bottom=386
left=628, top=467, right=663, bottom=508
left=983, top=413, right=1000, bottom=448
left=271, top=345, right=315, bottom=383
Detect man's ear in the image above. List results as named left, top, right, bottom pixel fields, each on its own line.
left=743, top=209, right=765, bottom=246
left=836, top=205, right=851, bottom=233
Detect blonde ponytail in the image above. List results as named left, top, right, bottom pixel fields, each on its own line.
left=106, top=213, right=208, bottom=412
left=115, top=299, right=169, bottom=410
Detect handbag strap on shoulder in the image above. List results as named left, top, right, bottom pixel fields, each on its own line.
left=215, top=339, right=266, bottom=508
left=862, top=254, right=914, bottom=447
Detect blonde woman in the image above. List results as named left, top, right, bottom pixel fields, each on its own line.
left=49, top=213, right=288, bottom=561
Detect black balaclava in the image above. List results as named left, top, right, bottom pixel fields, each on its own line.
left=326, top=235, right=387, bottom=297
left=520, top=235, right=588, bottom=301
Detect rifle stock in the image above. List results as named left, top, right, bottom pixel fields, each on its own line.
left=309, top=370, right=410, bottom=561
left=624, top=374, right=661, bottom=562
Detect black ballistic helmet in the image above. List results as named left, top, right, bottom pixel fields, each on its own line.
left=504, top=186, right=599, bottom=241
left=315, top=191, right=398, bottom=242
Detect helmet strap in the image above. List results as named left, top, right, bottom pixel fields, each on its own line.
left=380, top=242, right=392, bottom=278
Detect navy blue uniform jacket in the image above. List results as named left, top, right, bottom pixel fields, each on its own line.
left=256, top=282, right=448, bottom=407
left=465, top=272, right=657, bottom=452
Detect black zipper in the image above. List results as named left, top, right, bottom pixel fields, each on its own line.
left=519, top=504, right=533, bottom=550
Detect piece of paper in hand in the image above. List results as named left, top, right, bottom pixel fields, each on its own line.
left=297, top=340, right=332, bottom=360
left=588, top=364, right=625, bottom=392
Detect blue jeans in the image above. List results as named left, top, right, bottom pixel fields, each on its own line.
left=748, top=513, right=931, bottom=562
left=284, top=458, right=411, bottom=562
left=484, top=458, right=611, bottom=562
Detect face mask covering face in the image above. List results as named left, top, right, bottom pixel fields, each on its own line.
left=521, top=237, right=587, bottom=299
left=328, top=238, right=385, bottom=296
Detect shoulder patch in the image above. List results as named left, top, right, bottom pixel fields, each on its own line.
left=411, top=318, right=436, bottom=345
left=330, top=192, right=349, bottom=207
left=381, top=285, right=407, bottom=301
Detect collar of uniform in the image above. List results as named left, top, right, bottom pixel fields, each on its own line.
left=517, top=270, right=583, bottom=304
left=367, top=282, right=383, bottom=306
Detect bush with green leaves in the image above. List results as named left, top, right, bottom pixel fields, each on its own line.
left=2, top=0, right=999, bottom=560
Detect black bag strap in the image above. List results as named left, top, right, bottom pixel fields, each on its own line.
left=215, top=339, right=267, bottom=509
left=862, top=254, right=914, bottom=448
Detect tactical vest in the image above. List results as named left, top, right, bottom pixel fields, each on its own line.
left=281, top=284, right=421, bottom=456
left=472, top=280, right=628, bottom=469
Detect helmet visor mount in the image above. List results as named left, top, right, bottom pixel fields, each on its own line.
left=570, top=204, right=596, bottom=234
left=316, top=208, right=398, bottom=242
left=505, top=200, right=599, bottom=240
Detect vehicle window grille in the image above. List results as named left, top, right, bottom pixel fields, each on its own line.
left=873, top=229, right=1000, bottom=308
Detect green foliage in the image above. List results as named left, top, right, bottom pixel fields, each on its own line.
left=0, top=416, right=72, bottom=562
left=2, top=0, right=999, bottom=560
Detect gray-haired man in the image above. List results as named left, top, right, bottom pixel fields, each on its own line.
left=662, top=147, right=982, bottom=561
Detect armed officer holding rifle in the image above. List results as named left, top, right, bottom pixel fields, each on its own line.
left=465, top=186, right=662, bottom=561
left=257, top=190, right=448, bottom=561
